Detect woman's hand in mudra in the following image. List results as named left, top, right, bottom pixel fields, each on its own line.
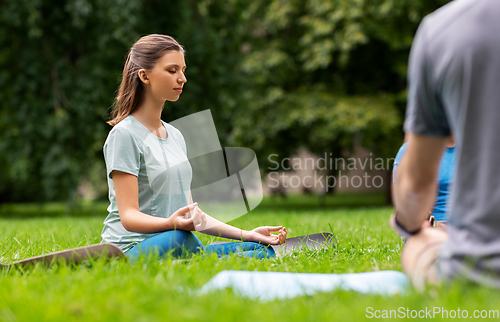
left=169, top=203, right=206, bottom=231
left=246, top=226, right=287, bottom=245
left=190, top=204, right=207, bottom=231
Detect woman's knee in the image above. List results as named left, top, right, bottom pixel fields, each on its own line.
left=242, top=242, right=275, bottom=259
left=168, top=230, right=203, bottom=254
left=127, top=230, right=203, bottom=260
left=201, top=241, right=275, bottom=259
left=260, top=245, right=275, bottom=258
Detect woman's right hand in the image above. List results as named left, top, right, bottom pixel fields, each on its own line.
left=168, top=203, right=196, bottom=231
left=168, top=203, right=207, bottom=231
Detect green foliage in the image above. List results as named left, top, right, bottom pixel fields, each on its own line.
left=0, top=0, right=240, bottom=202
left=232, top=86, right=401, bottom=169
left=232, top=0, right=450, bottom=169
left=0, top=0, right=143, bottom=201
left=0, top=0, right=451, bottom=202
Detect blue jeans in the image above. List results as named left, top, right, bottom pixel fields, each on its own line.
left=126, top=230, right=275, bottom=262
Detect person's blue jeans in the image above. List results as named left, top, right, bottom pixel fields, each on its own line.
left=126, top=230, right=275, bottom=262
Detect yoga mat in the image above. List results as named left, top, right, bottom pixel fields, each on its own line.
left=209, top=233, right=334, bottom=257
left=272, top=232, right=334, bottom=256
left=199, top=270, right=410, bottom=301
left=0, top=244, right=126, bottom=269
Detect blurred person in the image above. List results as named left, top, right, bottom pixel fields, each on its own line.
left=101, top=34, right=286, bottom=262
left=391, top=0, right=500, bottom=289
left=393, top=136, right=455, bottom=228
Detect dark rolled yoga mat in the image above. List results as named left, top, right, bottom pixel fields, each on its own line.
left=0, top=244, right=126, bottom=269
left=209, top=232, right=335, bottom=257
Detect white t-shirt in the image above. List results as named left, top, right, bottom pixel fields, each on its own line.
left=101, top=115, right=192, bottom=252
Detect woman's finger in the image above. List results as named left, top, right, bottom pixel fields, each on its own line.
left=266, top=226, right=283, bottom=232
left=198, top=212, right=207, bottom=231
left=175, top=203, right=198, bottom=216
left=174, top=217, right=193, bottom=230
left=193, top=206, right=203, bottom=218
left=278, top=230, right=286, bottom=244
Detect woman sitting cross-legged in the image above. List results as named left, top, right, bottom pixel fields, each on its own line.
left=100, top=34, right=286, bottom=262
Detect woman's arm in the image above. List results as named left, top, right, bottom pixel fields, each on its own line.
left=189, top=193, right=287, bottom=245
left=113, top=170, right=197, bottom=233
left=201, top=213, right=287, bottom=245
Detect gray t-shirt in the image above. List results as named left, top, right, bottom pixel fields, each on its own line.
left=101, top=115, right=192, bottom=252
left=404, top=0, right=500, bottom=285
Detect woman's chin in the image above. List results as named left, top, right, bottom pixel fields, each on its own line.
left=166, top=96, right=181, bottom=102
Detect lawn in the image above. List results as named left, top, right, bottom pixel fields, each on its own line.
left=1, top=194, right=499, bottom=321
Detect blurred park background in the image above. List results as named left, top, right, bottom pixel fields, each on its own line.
left=0, top=0, right=451, bottom=206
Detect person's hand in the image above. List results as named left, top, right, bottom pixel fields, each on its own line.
left=245, top=226, right=287, bottom=245
left=168, top=203, right=201, bottom=231
left=421, top=219, right=432, bottom=229
left=190, top=204, right=207, bottom=231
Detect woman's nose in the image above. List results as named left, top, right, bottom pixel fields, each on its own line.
left=179, top=72, right=187, bottom=84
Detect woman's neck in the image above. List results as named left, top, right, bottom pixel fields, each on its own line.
left=132, top=95, right=165, bottom=131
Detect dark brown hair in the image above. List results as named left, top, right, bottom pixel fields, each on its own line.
left=107, top=34, right=185, bottom=126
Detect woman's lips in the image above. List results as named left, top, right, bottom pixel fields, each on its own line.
left=174, top=88, right=182, bottom=93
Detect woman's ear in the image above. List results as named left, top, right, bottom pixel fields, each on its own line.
left=138, top=69, right=149, bottom=84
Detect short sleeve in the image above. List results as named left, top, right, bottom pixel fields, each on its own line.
left=103, top=127, right=141, bottom=179
left=403, top=18, right=451, bottom=137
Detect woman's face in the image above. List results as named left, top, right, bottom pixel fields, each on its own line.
left=143, top=50, right=187, bottom=102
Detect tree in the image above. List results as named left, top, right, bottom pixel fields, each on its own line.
left=0, top=0, right=145, bottom=201
left=230, top=0, right=450, bottom=172
left=0, top=0, right=246, bottom=202
left=0, top=0, right=451, bottom=202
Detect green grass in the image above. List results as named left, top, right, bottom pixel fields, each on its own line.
left=1, top=194, right=499, bottom=321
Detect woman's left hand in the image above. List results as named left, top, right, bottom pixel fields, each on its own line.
left=246, top=226, right=287, bottom=245
left=190, top=205, right=207, bottom=231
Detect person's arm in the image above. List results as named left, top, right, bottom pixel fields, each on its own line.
left=201, top=211, right=286, bottom=245
left=113, top=170, right=197, bottom=233
left=189, top=192, right=287, bottom=245
left=392, top=133, right=446, bottom=232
